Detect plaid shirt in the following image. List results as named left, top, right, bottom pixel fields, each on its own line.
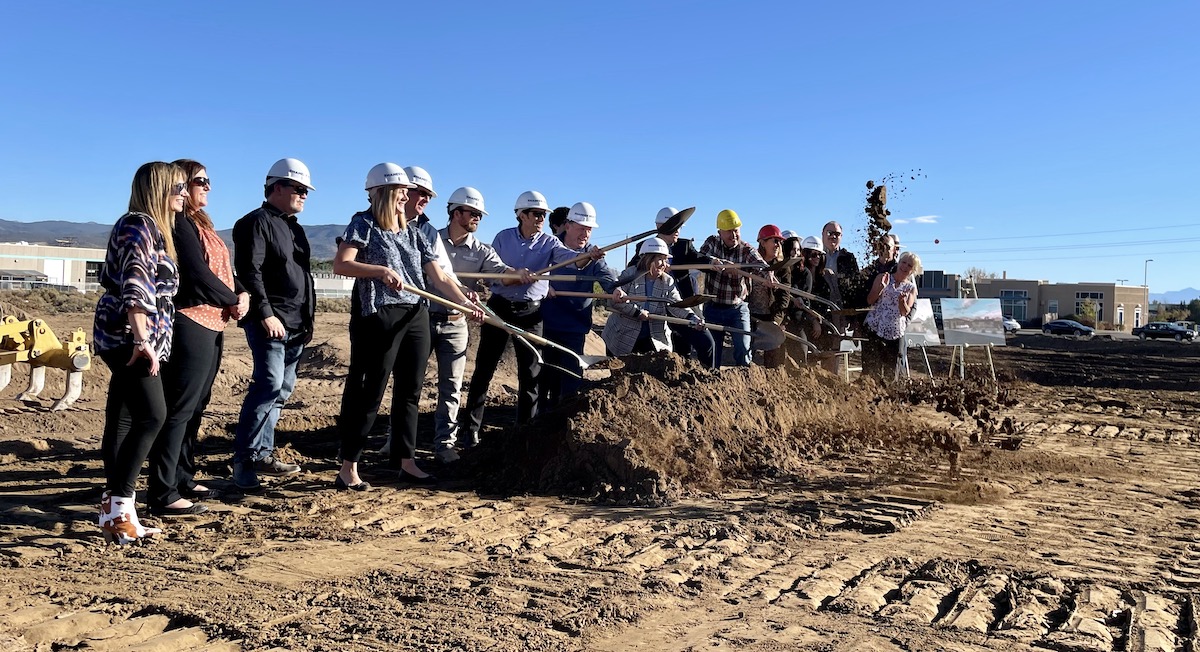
left=697, top=235, right=771, bottom=305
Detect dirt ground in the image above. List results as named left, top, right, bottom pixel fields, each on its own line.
left=2, top=311, right=1200, bottom=651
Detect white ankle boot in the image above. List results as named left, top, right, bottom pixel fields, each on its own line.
left=100, top=493, right=162, bottom=545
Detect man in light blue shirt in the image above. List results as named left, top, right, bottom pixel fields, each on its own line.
left=460, top=191, right=601, bottom=445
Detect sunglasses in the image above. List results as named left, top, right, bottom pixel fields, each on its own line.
left=190, top=177, right=211, bottom=189
left=414, top=189, right=433, bottom=199
left=524, top=210, right=548, bottom=219
left=457, top=208, right=483, bottom=219
left=170, top=182, right=188, bottom=195
left=283, top=182, right=310, bottom=196
left=826, top=230, right=842, bottom=236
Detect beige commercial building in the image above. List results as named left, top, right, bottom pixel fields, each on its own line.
left=973, top=277, right=1148, bottom=331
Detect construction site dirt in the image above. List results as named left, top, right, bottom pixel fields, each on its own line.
left=2, top=310, right=1200, bottom=651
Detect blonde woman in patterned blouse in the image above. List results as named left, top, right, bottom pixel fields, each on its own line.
left=93, top=161, right=185, bottom=544
left=147, top=159, right=249, bottom=517
left=863, top=251, right=922, bottom=380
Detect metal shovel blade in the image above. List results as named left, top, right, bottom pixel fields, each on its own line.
left=656, top=206, right=695, bottom=235
left=672, top=294, right=714, bottom=309
left=750, top=322, right=787, bottom=351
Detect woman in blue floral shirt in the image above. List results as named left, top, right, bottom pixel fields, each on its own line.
left=93, top=161, right=184, bottom=544
left=331, top=163, right=482, bottom=491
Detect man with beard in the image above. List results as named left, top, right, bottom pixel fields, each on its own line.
left=540, top=202, right=622, bottom=408
left=698, top=209, right=770, bottom=367
left=425, top=187, right=524, bottom=462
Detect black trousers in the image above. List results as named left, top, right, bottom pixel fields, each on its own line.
left=149, top=314, right=223, bottom=507
left=861, top=328, right=900, bottom=380
left=339, top=303, right=430, bottom=463
left=99, top=347, right=167, bottom=498
left=461, top=296, right=542, bottom=440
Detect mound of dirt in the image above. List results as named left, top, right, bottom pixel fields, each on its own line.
left=474, top=351, right=969, bottom=505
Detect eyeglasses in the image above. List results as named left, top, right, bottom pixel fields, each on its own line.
left=457, top=208, right=483, bottom=219
left=825, top=230, right=842, bottom=237
left=524, top=210, right=548, bottom=220
left=414, top=189, right=433, bottom=199
left=190, top=177, right=211, bottom=189
left=170, top=182, right=188, bottom=195
left=283, top=182, right=310, bottom=196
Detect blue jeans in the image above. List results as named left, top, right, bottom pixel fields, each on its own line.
left=234, top=321, right=305, bottom=464
left=704, top=302, right=752, bottom=367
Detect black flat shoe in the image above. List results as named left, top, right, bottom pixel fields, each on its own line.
left=334, top=475, right=371, bottom=492
left=181, top=486, right=221, bottom=500
left=398, top=470, right=438, bottom=485
left=150, top=502, right=209, bottom=517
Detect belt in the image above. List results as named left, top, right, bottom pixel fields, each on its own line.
left=430, top=312, right=465, bottom=322
left=493, top=296, right=541, bottom=313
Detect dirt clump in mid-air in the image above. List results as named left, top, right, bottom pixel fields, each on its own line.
left=474, top=350, right=989, bottom=505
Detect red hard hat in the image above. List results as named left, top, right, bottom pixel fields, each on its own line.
left=757, top=224, right=783, bottom=242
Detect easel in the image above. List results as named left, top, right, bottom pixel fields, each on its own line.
left=947, top=343, right=996, bottom=382
left=896, top=335, right=933, bottom=380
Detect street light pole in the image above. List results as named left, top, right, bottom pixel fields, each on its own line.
left=1144, top=259, right=1153, bottom=287
left=1116, top=278, right=1128, bottom=285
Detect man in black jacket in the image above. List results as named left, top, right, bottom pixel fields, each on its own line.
left=230, top=158, right=316, bottom=492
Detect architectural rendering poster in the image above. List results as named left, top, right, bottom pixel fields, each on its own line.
left=903, top=298, right=941, bottom=346
left=941, top=298, right=1007, bottom=346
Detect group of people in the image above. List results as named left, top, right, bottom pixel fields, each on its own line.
left=91, top=157, right=921, bottom=544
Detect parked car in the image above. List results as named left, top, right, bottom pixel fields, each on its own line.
left=1042, top=319, right=1094, bottom=337
left=1133, top=321, right=1196, bottom=342
left=1003, top=316, right=1020, bottom=333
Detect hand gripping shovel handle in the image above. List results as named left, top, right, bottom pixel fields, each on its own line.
left=455, top=272, right=602, bottom=283
left=724, top=267, right=841, bottom=311
left=403, top=286, right=606, bottom=373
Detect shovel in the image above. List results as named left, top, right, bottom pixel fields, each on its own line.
left=645, top=314, right=786, bottom=350
left=549, top=291, right=714, bottom=310
left=534, top=207, right=696, bottom=274
left=403, top=286, right=607, bottom=375
left=722, top=266, right=841, bottom=311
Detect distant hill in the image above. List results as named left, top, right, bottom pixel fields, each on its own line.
left=216, top=224, right=344, bottom=261
left=1, top=218, right=344, bottom=261
left=1150, top=288, right=1200, bottom=304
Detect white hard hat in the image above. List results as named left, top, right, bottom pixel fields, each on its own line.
left=266, top=158, right=314, bottom=190
left=364, top=162, right=415, bottom=190
left=641, top=237, right=670, bottom=257
left=655, top=207, right=679, bottom=226
left=801, top=236, right=822, bottom=251
left=403, top=166, right=436, bottom=198
left=567, top=202, right=598, bottom=228
left=514, top=190, right=550, bottom=213
left=447, top=186, right=488, bottom=215
left=781, top=229, right=799, bottom=240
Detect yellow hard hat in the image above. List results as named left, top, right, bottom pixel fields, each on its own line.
left=717, top=209, right=741, bottom=230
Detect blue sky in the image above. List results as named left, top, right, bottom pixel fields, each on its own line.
left=1, top=2, right=1196, bottom=292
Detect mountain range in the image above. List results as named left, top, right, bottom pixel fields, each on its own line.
left=1150, top=288, right=1200, bottom=304
left=0, top=218, right=345, bottom=260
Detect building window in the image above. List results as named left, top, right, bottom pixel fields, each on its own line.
left=999, top=289, right=1029, bottom=321
left=1117, top=305, right=1125, bottom=326
left=86, top=261, right=103, bottom=283
left=1075, top=291, right=1104, bottom=322
left=918, top=270, right=946, bottom=290
left=1047, top=299, right=1059, bottom=319
left=1135, top=306, right=1142, bottom=328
